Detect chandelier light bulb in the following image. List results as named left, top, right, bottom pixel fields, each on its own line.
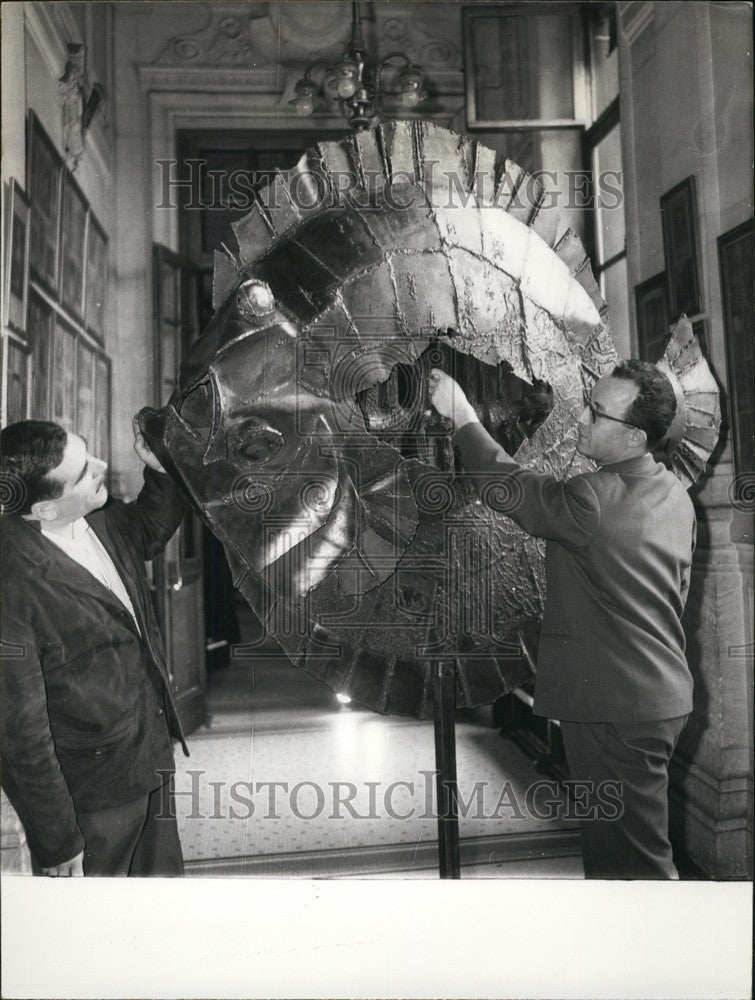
left=294, top=78, right=317, bottom=99
left=398, top=64, right=424, bottom=108
left=289, top=11, right=426, bottom=132
left=289, top=75, right=318, bottom=116
left=398, top=66, right=422, bottom=89
left=338, top=76, right=358, bottom=99
left=293, top=95, right=314, bottom=116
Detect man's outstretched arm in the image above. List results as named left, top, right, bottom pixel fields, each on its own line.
left=106, top=416, right=189, bottom=560
left=428, top=369, right=600, bottom=548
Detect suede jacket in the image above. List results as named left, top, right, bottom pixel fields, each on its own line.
left=1, top=468, right=189, bottom=867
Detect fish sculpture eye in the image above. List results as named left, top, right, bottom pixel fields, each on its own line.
left=229, top=417, right=285, bottom=465
left=237, top=279, right=275, bottom=320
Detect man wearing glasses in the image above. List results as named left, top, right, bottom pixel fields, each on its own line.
left=429, top=361, right=694, bottom=879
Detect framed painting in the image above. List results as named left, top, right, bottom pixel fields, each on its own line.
left=718, top=218, right=753, bottom=474
left=27, top=113, right=63, bottom=292
left=2, top=179, right=31, bottom=337
left=52, top=318, right=77, bottom=433
left=85, top=213, right=108, bottom=340
left=76, top=337, right=97, bottom=449
left=660, top=176, right=702, bottom=321
left=635, top=272, right=669, bottom=363
left=59, top=172, right=88, bottom=319
left=27, top=289, right=54, bottom=419
left=2, top=335, right=30, bottom=424
left=94, top=353, right=112, bottom=467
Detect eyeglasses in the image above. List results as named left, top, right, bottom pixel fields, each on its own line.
left=586, top=400, right=638, bottom=428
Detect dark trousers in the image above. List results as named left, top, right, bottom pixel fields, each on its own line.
left=79, top=781, right=184, bottom=876
left=559, top=715, right=687, bottom=880
left=33, top=782, right=184, bottom=877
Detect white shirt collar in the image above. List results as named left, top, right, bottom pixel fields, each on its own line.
left=40, top=517, right=91, bottom=543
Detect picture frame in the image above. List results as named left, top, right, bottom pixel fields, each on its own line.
left=718, top=218, right=753, bottom=475
left=59, top=171, right=89, bottom=320
left=2, top=334, right=31, bottom=424
left=85, top=211, right=108, bottom=340
left=660, top=176, right=702, bottom=321
left=27, top=112, right=63, bottom=293
left=52, top=317, right=77, bottom=433
left=76, top=337, right=98, bottom=449
left=2, top=179, right=31, bottom=337
left=634, top=272, right=669, bottom=363
left=462, top=4, right=587, bottom=130
left=27, top=288, right=54, bottom=419
left=94, top=352, right=112, bottom=469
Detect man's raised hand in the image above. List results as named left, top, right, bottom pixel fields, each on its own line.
left=132, top=415, right=166, bottom=473
left=428, top=369, right=479, bottom=431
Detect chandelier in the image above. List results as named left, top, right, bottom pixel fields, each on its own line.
left=289, top=1, right=426, bottom=131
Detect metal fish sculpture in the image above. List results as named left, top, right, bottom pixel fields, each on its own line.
left=139, top=121, right=717, bottom=718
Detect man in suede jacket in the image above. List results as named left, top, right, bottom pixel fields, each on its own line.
left=1, top=418, right=189, bottom=876
left=430, top=361, right=695, bottom=879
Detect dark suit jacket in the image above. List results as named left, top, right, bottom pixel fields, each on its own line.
left=0, top=468, right=189, bottom=867
left=455, top=422, right=696, bottom=724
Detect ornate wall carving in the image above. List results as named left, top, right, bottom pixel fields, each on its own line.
left=150, top=1, right=463, bottom=81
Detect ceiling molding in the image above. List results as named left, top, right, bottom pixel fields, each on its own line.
left=24, top=3, right=67, bottom=77
left=619, top=1, right=655, bottom=45
left=147, top=2, right=463, bottom=75
left=151, top=7, right=284, bottom=69
left=139, top=63, right=462, bottom=96
left=25, top=2, right=83, bottom=74
left=138, top=64, right=281, bottom=94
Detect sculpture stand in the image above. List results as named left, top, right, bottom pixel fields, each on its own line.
left=432, top=660, right=461, bottom=878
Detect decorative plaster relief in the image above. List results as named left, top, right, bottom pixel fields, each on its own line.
left=268, top=1, right=350, bottom=52
left=151, top=1, right=462, bottom=75
left=152, top=1, right=350, bottom=68
left=159, top=11, right=257, bottom=66
left=143, top=3, right=464, bottom=130
left=379, top=7, right=461, bottom=72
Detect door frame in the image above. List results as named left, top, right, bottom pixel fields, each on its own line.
left=151, top=242, right=207, bottom=734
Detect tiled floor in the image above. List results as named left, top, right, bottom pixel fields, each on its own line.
left=177, top=615, right=584, bottom=879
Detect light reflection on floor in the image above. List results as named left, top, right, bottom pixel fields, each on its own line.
left=177, top=638, right=584, bottom=878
